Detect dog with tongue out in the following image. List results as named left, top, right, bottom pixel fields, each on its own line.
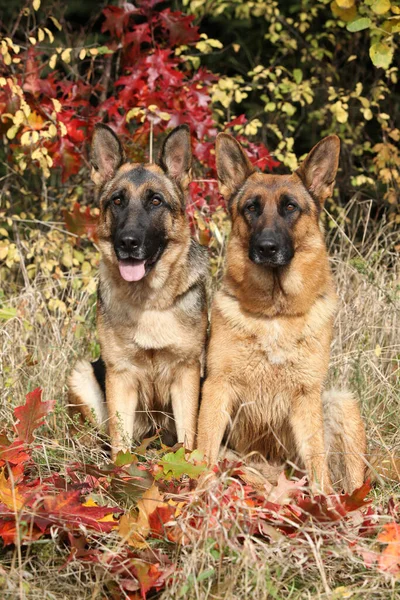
left=68, top=124, right=209, bottom=459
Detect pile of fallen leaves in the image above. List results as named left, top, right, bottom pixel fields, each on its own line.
left=0, top=390, right=399, bottom=598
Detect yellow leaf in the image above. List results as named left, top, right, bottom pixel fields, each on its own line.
left=6, top=125, right=19, bottom=140
left=118, top=484, right=166, bottom=548
left=0, top=469, right=25, bottom=511
left=158, top=111, right=171, bottom=121
left=28, top=37, right=37, bottom=46
left=49, top=16, right=62, bottom=31
left=38, top=28, right=45, bottom=42
left=20, top=131, right=31, bottom=146
left=4, top=52, right=11, bottom=66
left=79, top=48, right=86, bottom=60
left=371, top=0, right=391, bottom=15
left=363, top=108, right=373, bottom=120
left=13, top=110, right=25, bottom=126
left=48, top=123, right=57, bottom=137
left=0, top=243, right=9, bottom=260
left=61, top=48, right=72, bottom=63
left=330, top=100, right=348, bottom=123
left=126, top=107, right=143, bottom=121
left=33, top=0, right=41, bottom=10
left=375, top=344, right=382, bottom=357
left=44, top=28, right=54, bottom=43
left=331, top=0, right=357, bottom=21
left=336, top=0, right=355, bottom=7
left=49, top=54, right=57, bottom=69
left=89, top=48, right=98, bottom=56
left=81, top=261, right=91, bottom=275
left=51, top=98, right=62, bottom=113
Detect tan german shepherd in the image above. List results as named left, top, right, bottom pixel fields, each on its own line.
left=197, top=133, right=366, bottom=493
left=69, top=124, right=208, bottom=458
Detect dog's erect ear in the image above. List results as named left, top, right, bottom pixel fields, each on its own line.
left=296, top=135, right=340, bottom=205
left=216, top=133, right=255, bottom=200
left=91, top=124, right=125, bottom=187
left=159, top=125, right=192, bottom=192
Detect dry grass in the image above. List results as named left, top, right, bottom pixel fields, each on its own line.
left=0, top=197, right=399, bottom=599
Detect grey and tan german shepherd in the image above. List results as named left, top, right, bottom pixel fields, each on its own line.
left=68, top=124, right=209, bottom=458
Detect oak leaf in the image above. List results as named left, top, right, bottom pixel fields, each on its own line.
left=119, top=483, right=166, bottom=548
left=14, top=388, right=55, bottom=444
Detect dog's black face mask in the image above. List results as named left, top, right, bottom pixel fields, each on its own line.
left=241, top=194, right=295, bottom=268
left=108, top=175, right=172, bottom=282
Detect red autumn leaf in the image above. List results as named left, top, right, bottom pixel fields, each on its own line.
left=159, top=9, right=199, bottom=46
left=0, top=519, right=44, bottom=546
left=14, top=388, right=55, bottom=444
left=42, top=491, right=121, bottom=532
left=63, top=202, right=99, bottom=243
left=342, top=480, right=372, bottom=512
left=295, top=481, right=372, bottom=523
left=145, top=50, right=184, bottom=89
left=102, top=3, right=139, bottom=38
left=0, top=438, right=30, bottom=466
left=124, top=22, right=152, bottom=61
left=50, top=138, right=83, bottom=182
left=132, top=560, right=173, bottom=597
left=148, top=505, right=176, bottom=539
left=377, top=522, right=400, bottom=575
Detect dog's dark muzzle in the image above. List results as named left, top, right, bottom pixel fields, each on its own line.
left=114, top=232, right=146, bottom=261
left=249, top=230, right=294, bottom=267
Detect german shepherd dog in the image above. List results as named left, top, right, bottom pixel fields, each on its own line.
left=69, top=124, right=208, bottom=458
left=197, top=133, right=366, bottom=493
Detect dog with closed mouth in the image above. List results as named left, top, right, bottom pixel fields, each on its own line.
left=197, top=133, right=366, bottom=493
left=68, top=124, right=209, bottom=458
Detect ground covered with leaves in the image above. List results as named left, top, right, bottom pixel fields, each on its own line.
left=0, top=375, right=399, bottom=599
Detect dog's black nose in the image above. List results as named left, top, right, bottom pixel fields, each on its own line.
left=119, top=235, right=139, bottom=252
left=256, top=238, right=278, bottom=257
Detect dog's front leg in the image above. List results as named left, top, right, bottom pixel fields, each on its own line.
left=290, top=389, right=332, bottom=494
left=197, top=378, right=235, bottom=466
left=171, top=363, right=201, bottom=450
left=106, top=371, right=138, bottom=460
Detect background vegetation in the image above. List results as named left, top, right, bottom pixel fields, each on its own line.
left=0, top=0, right=399, bottom=598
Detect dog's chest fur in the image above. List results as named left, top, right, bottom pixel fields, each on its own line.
left=212, top=290, right=336, bottom=459
left=97, top=255, right=207, bottom=417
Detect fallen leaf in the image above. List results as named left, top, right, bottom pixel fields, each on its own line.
left=155, top=447, right=207, bottom=481
left=0, top=468, right=25, bottom=511
left=119, top=484, right=166, bottom=548
left=43, top=491, right=121, bottom=532
left=14, top=388, right=55, bottom=444
left=377, top=522, right=400, bottom=575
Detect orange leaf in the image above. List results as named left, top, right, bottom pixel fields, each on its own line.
left=377, top=522, right=400, bottom=575
left=0, top=468, right=25, bottom=511
left=119, top=484, right=166, bottom=548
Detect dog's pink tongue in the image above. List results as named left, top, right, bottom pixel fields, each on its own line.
left=118, top=260, right=146, bottom=282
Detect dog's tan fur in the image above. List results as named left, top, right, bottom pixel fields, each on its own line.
left=69, top=125, right=208, bottom=458
left=197, top=133, right=366, bottom=493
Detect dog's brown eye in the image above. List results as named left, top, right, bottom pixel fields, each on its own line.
left=286, top=203, right=297, bottom=212
left=151, top=196, right=162, bottom=206
left=113, top=198, right=121, bottom=206
left=247, top=204, right=256, bottom=212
